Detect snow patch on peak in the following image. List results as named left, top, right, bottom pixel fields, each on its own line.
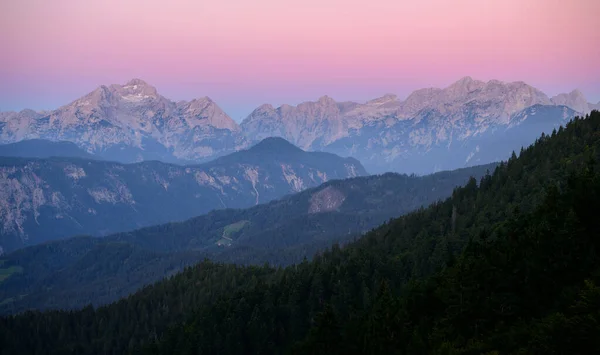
left=121, top=93, right=154, bottom=102
left=113, top=79, right=159, bottom=100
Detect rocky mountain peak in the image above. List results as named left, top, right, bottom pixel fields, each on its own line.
left=0, top=79, right=247, bottom=162
left=551, top=89, right=589, bottom=113
left=247, top=137, right=303, bottom=154
left=255, top=103, right=275, bottom=113
left=240, top=96, right=347, bottom=150
left=178, top=96, right=240, bottom=132
left=187, top=96, right=213, bottom=107
left=400, top=87, right=444, bottom=116
left=570, top=88, right=585, bottom=97
left=446, top=76, right=485, bottom=97
left=19, top=109, right=42, bottom=117
left=81, top=85, right=112, bottom=104
left=317, top=95, right=336, bottom=105
left=455, top=76, right=474, bottom=85
left=399, top=78, right=551, bottom=120
left=242, top=104, right=276, bottom=125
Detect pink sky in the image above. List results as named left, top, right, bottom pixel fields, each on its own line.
left=1, top=0, right=599, bottom=120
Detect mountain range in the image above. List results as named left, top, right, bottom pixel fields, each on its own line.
left=0, top=137, right=365, bottom=254
left=241, top=77, right=588, bottom=173
left=1, top=77, right=596, bottom=174
left=0, top=79, right=247, bottom=164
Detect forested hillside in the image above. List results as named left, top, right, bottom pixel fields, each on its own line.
left=0, top=111, right=598, bottom=355
left=149, top=165, right=600, bottom=355
left=0, top=137, right=365, bottom=253
left=0, top=163, right=493, bottom=314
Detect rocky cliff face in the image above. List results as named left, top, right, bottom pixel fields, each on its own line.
left=241, top=77, right=591, bottom=174
left=0, top=138, right=366, bottom=253
left=551, top=89, right=592, bottom=115
left=241, top=77, right=557, bottom=149
left=241, top=94, right=403, bottom=151
left=0, top=79, right=248, bottom=163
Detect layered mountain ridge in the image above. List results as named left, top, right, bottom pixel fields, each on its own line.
left=241, top=77, right=595, bottom=148
left=0, top=138, right=365, bottom=254
left=0, top=162, right=493, bottom=313
left=242, top=77, right=592, bottom=173
left=1, top=77, right=596, bottom=174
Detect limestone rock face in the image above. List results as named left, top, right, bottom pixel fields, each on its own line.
left=241, top=77, right=589, bottom=173
left=0, top=79, right=248, bottom=163
left=551, top=89, right=593, bottom=114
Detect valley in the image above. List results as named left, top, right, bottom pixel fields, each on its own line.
left=0, top=137, right=365, bottom=253
left=0, top=162, right=494, bottom=313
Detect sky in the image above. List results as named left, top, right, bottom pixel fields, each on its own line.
left=1, top=0, right=599, bottom=121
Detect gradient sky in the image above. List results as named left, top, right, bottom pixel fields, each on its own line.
left=1, top=0, right=599, bottom=121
